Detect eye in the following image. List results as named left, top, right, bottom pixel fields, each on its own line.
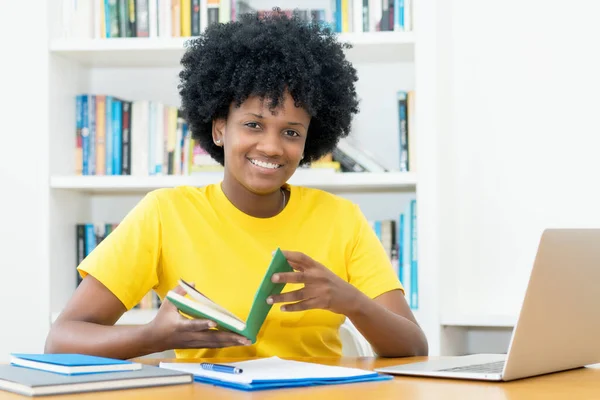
left=245, top=122, right=260, bottom=129
left=284, top=130, right=300, bottom=137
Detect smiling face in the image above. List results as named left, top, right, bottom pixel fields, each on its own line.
left=213, top=92, right=311, bottom=195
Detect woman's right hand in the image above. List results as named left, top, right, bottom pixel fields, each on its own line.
left=146, top=284, right=252, bottom=353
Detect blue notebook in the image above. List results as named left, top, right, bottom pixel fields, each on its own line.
left=10, top=354, right=142, bottom=375
left=159, top=356, right=392, bottom=391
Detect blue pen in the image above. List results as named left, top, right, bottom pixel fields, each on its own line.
left=200, top=362, right=243, bottom=374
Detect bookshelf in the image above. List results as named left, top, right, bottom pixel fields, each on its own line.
left=0, top=0, right=499, bottom=361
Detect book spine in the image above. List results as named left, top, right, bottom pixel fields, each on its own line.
left=88, top=95, right=97, bottom=175
left=191, top=0, right=200, bottom=35
left=95, top=95, right=106, bottom=175
left=76, top=224, right=85, bottom=286
left=397, top=91, right=409, bottom=171
left=75, top=95, right=83, bottom=175
left=121, top=101, right=131, bottom=175
left=109, top=0, right=120, bottom=36
left=112, top=99, right=122, bottom=175
left=105, top=96, right=113, bottom=175
left=410, top=199, right=418, bottom=309
left=84, top=224, right=96, bottom=258
left=181, top=0, right=191, bottom=36
left=149, top=0, right=158, bottom=37
left=128, top=0, right=137, bottom=36
left=81, top=94, right=89, bottom=175
left=136, top=0, right=150, bottom=36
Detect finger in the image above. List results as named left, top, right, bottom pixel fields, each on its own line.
left=280, top=297, right=321, bottom=312
left=279, top=250, right=312, bottom=269
left=272, top=271, right=310, bottom=284
left=179, top=318, right=217, bottom=332
left=267, top=288, right=308, bottom=304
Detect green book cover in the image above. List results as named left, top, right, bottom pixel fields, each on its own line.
left=166, top=248, right=294, bottom=344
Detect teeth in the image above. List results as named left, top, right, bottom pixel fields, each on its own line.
left=250, top=159, right=280, bottom=169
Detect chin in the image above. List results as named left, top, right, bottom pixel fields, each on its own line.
left=242, top=176, right=286, bottom=195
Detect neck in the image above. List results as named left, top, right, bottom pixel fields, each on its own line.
left=221, top=173, right=286, bottom=218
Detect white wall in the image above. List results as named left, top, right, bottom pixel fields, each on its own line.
left=439, top=0, right=600, bottom=323
left=0, top=0, right=50, bottom=361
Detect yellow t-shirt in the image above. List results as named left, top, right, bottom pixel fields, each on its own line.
left=77, top=182, right=403, bottom=358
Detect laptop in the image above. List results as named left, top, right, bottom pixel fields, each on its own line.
left=375, top=229, right=600, bottom=381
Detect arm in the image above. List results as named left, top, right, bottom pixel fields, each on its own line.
left=45, top=276, right=251, bottom=359
left=45, top=276, right=157, bottom=359
left=345, top=288, right=428, bottom=357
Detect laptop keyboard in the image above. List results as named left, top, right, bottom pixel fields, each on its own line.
left=438, top=361, right=505, bottom=374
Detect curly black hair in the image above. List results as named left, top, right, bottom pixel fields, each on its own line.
left=178, top=8, right=359, bottom=166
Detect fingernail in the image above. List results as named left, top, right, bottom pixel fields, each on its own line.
left=209, top=321, right=217, bottom=328
left=272, top=274, right=279, bottom=282
left=266, top=297, right=273, bottom=304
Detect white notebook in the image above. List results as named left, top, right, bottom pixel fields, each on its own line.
left=159, top=357, right=391, bottom=391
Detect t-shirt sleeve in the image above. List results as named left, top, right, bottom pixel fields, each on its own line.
left=346, top=204, right=404, bottom=299
left=77, top=191, right=162, bottom=310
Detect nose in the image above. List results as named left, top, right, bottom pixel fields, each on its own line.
left=256, top=131, right=284, bottom=158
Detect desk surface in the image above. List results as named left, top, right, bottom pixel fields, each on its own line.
left=1, top=357, right=599, bottom=399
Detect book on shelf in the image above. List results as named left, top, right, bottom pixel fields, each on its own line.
left=397, top=90, right=415, bottom=172
left=75, top=94, right=222, bottom=177
left=59, top=0, right=413, bottom=40
left=74, top=92, right=414, bottom=177
left=165, top=248, right=293, bottom=343
left=369, top=199, right=418, bottom=309
left=75, top=222, right=161, bottom=310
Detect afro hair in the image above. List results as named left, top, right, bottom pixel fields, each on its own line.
left=178, top=8, right=359, bottom=166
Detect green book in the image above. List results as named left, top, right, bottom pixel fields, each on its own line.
left=166, top=248, right=294, bottom=344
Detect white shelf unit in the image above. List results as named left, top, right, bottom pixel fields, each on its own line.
left=8, top=0, right=461, bottom=360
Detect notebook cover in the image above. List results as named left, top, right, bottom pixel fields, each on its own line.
left=0, top=365, right=192, bottom=396
left=10, top=354, right=134, bottom=367
left=192, top=374, right=393, bottom=391
left=241, top=248, right=294, bottom=343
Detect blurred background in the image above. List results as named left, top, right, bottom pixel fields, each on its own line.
left=1, top=0, right=599, bottom=361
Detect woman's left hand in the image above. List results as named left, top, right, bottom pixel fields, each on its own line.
left=266, top=250, right=361, bottom=315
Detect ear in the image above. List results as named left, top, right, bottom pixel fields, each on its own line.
left=212, top=118, right=226, bottom=146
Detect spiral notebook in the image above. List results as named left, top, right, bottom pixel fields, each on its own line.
left=159, top=356, right=392, bottom=391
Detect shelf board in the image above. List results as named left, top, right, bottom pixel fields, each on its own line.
left=49, top=31, right=415, bottom=68
left=50, top=171, right=417, bottom=194
left=440, top=314, right=517, bottom=328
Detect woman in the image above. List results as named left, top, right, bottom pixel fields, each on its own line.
left=44, top=9, right=428, bottom=360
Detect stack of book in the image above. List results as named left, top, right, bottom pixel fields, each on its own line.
left=0, top=354, right=191, bottom=397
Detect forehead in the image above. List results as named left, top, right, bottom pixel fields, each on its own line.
left=232, top=95, right=309, bottom=120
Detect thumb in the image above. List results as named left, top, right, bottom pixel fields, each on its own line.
left=171, top=281, right=195, bottom=296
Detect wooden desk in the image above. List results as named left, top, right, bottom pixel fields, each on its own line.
left=1, top=357, right=599, bottom=399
